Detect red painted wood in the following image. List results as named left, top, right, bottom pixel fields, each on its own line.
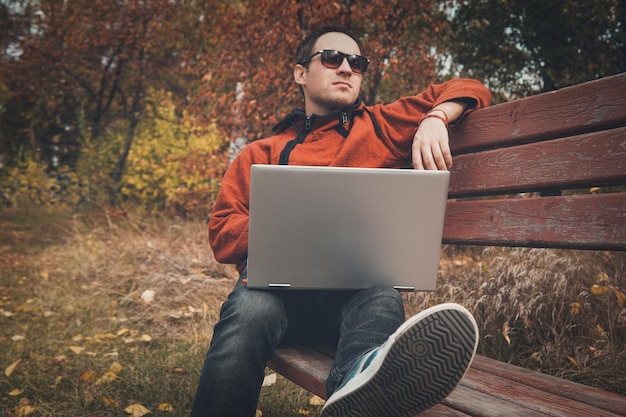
left=449, top=72, right=626, bottom=154
left=442, top=383, right=552, bottom=417
left=448, top=128, right=626, bottom=197
left=266, top=345, right=330, bottom=399
left=443, top=193, right=626, bottom=250
left=268, top=346, right=626, bottom=417
left=460, top=368, right=623, bottom=417
left=471, top=356, right=626, bottom=415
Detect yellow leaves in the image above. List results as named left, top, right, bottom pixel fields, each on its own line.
left=590, top=282, right=626, bottom=308
left=102, top=396, right=120, bottom=408
left=502, top=320, right=512, bottom=345
left=569, top=302, right=580, bottom=316
left=5, top=359, right=21, bottom=377
left=80, top=361, right=124, bottom=386
left=69, top=345, right=86, bottom=355
left=70, top=328, right=153, bottom=347
left=566, top=355, right=579, bottom=367
left=125, top=403, right=150, bottom=417
left=158, top=403, right=174, bottom=412
left=117, top=328, right=131, bottom=337
left=591, top=284, right=610, bottom=296
left=93, top=333, right=118, bottom=341
left=16, top=399, right=36, bottom=417
left=309, top=395, right=326, bottom=406
left=79, top=369, right=98, bottom=383
left=77, top=364, right=166, bottom=416
left=119, top=95, right=228, bottom=218
left=108, top=361, right=124, bottom=375
left=96, top=371, right=118, bottom=386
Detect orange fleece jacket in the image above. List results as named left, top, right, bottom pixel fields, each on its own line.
left=209, top=79, right=491, bottom=271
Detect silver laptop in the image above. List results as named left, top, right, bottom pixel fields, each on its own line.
left=246, top=165, right=450, bottom=291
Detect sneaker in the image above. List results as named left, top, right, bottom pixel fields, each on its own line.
left=320, top=303, right=478, bottom=417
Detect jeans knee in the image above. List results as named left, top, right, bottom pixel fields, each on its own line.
left=218, top=287, right=288, bottom=346
left=340, top=287, right=405, bottom=332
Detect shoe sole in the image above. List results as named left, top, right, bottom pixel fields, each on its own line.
left=321, top=303, right=478, bottom=417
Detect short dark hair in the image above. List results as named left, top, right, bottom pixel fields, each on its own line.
left=295, top=25, right=364, bottom=65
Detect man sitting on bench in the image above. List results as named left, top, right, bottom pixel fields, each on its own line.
left=190, top=25, right=491, bottom=417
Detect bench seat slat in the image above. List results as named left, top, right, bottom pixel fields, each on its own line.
left=417, top=403, right=474, bottom=416
left=471, top=356, right=626, bottom=415
left=267, top=345, right=330, bottom=399
left=448, top=127, right=626, bottom=197
left=443, top=383, right=552, bottom=417
left=449, top=73, right=626, bottom=154
left=443, top=192, right=626, bottom=250
left=268, top=346, right=626, bottom=416
left=460, top=368, right=623, bottom=417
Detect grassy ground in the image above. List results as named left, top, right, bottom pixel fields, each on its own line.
left=1, top=207, right=625, bottom=416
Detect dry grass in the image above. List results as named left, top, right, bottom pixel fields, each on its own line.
left=404, top=245, right=626, bottom=394
left=1, top=207, right=624, bottom=416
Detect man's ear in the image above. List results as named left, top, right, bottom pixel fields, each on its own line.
left=294, top=64, right=306, bottom=87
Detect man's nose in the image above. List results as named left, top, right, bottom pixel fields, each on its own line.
left=337, top=57, right=353, bottom=73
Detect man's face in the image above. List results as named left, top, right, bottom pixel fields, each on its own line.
left=295, top=32, right=363, bottom=116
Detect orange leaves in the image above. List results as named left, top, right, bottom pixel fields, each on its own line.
left=79, top=369, right=97, bottom=383
left=590, top=283, right=626, bottom=308
left=590, top=284, right=610, bottom=296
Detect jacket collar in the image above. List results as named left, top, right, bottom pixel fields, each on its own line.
left=272, top=100, right=364, bottom=134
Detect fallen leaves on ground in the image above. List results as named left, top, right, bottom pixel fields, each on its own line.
left=125, top=403, right=150, bottom=417
left=5, top=358, right=21, bottom=377
left=309, top=395, right=325, bottom=406
left=16, top=398, right=36, bottom=417
left=158, top=403, right=174, bottom=411
left=262, top=373, right=276, bottom=387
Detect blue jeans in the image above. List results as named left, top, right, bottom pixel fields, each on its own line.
left=189, top=268, right=404, bottom=417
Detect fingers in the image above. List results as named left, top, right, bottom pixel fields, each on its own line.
left=412, top=119, right=452, bottom=171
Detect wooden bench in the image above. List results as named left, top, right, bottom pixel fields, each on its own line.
left=268, top=72, right=626, bottom=416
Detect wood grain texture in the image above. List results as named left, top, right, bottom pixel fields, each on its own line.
left=443, top=193, right=626, bottom=250
left=268, top=345, right=626, bottom=417
left=448, top=128, right=626, bottom=196
left=449, top=72, right=626, bottom=154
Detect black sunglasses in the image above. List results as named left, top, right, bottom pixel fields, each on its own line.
left=300, top=49, right=370, bottom=74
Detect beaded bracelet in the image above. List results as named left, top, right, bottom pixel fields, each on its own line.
left=418, top=110, right=449, bottom=128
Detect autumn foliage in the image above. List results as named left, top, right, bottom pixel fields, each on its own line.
left=191, top=0, right=449, bottom=142
left=2, top=0, right=452, bottom=215
left=2, top=0, right=624, bottom=215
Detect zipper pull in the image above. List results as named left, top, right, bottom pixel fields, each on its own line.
left=305, top=116, right=312, bottom=130
left=341, top=112, right=348, bottom=124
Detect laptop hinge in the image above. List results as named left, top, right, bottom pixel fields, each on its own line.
left=268, top=283, right=291, bottom=288
left=394, top=285, right=415, bottom=291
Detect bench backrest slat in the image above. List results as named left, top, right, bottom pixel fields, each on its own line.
left=443, top=72, right=626, bottom=251
left=449, top=127, right=626, bottom=197
left=443, top=193, right=626, bottom=250
left=450, top=72, right=626, bottom=154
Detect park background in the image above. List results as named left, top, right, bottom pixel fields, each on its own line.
left=1, top=1, right=625, bottom=416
